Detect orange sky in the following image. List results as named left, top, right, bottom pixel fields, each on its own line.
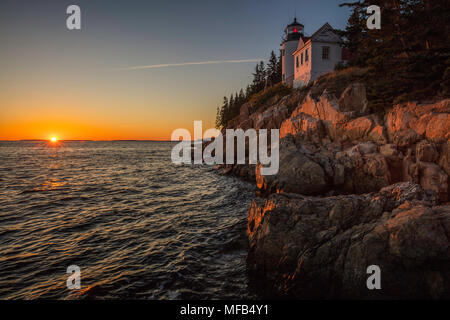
left=0, top=55, right=249, bottom=140
left=0, top=1, right=349, bottom=140
left=0, top=64, right=223, bottom=140
left=0, top=113, right=217, bottom=141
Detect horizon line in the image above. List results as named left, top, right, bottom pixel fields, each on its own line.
left=0, top=139, right=174, bottom=142
left=0, top=139, right=215, bottom=142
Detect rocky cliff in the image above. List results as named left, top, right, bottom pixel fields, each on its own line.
left=220, top=70, right=450, bottom=298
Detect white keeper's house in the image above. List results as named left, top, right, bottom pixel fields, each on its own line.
left=281, top=18, right=351, bottom=88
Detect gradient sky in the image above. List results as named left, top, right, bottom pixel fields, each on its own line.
left=0, top=0, right=351, bottom=140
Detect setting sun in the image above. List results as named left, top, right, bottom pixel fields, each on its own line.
left=50, top=137, right=57, bottom=142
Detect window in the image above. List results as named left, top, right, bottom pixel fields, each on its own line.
left=305, top=49, right=309, bottom=62
left=301, top=53, right=303, bottom=65
left=296, top=56, right=299, bottom=68
left=322, top=46, right=330, bottom=60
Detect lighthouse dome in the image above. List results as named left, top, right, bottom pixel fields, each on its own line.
left=284, top=17, right=304, bottom=41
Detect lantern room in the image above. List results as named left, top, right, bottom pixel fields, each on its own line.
left=285, top=17, right=304, bottom=41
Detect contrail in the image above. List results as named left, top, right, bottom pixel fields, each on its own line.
left=121, top=59, right=265, bottom=70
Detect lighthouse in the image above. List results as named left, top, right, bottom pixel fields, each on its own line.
left=281, top=17, right=304, bottom=87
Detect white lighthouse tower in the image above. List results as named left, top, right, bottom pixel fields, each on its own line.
left=281, top=17, right=304, bottom=87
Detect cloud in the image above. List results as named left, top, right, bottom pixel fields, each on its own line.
left=121, top=59, right=265, bottom=70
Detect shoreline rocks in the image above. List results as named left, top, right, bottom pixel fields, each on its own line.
left=247, top=183, right=449, bottom=299
left=220, top=81, right=449, bottom=298
left=256, top=92, right=450, bottom=202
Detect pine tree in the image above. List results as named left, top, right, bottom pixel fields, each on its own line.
left=215, top=106, right=221, bottom=129
left=276, top=50, right=282, bottom=83
left=218, top=96, right=228, bottom=128
left=341, top=0, right=450, bottom=105
left=214, top=49, right=289, bottom=128
left=227, top=94, right=234, bottom=125
left=245, top=85, right=252, bottom=99
left=251, top=61, right=267, bottom=93
left=342, top=5, right=366, bottom=66
left=267, top=51, right=278, bottom=86
left=259, top=61, right=267, bottom=90
left=233, top=91, right=240, bottom=117
left=251, top=63, right=261, bottom=94
left=239, top=88, right=245, bottom=102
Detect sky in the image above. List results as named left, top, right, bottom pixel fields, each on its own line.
left=0, top=0, right=351, bottom=140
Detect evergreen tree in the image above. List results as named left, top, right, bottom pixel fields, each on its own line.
left=218, top=96, right=228, bottom=128
left=340, top=0, right=450, bottom=105
left=215, top=106, right=221, bottom=129
left=251, top=61, right=267, bottom=93
left=227, top=94, right=234, bottom=124
left=259, top=61, right=267, bottom=90
left=245, top=85, right=252, bottom=99
left=238, top=88, right=245, bottom=105
left=214, top=51, right=288, bottom=127
left=267, top=51, right=279, bottom=86
left=233, top=91, right=240, bottom=117
left=342, top=5, right=367, bottom=66
left=251, top=63, right=261, bottom=94
left=276, top=50, right=282, bottom=83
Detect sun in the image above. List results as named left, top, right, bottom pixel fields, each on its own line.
left=50, top=137, right=58, bottom=143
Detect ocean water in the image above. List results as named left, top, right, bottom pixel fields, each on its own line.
left=0, top=141, right=256, bottom=299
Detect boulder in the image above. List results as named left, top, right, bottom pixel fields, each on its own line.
left=379, top=144, right=404, bottom=183
left=418, top=162, right=448, bottom=203
left=351, top=153, right=391, bottom=193
left=402, top=149, right=419, bottom=183
left=386, top=99, right=450, bottom=144
left=341, top=116, right=374, bottom=141
left=338, top=83, right=368, bottom=114
left=251, top=104, right=289, bottom=130
left=380, top=144, right=398, bottom=158
left=348, top=142, right=378, bottom=155
left=299, top=91, right=350, bottom=140
left=335, top=144, right=391, bottom=193
left=439, top=141, right=450, bottom=202
left=425, top=113, right=450, bottom=141
left=247, top=182, right=449, bottom=299
left=255, top=139, right=327, bottom=195
left=256, top=139, right=391, bottom=196
left=415, top=140, right=439, bottom=162
left=239, top=102, right=251, bottom=124
left=238, top=118, right=253, bottom=131
left=280, top=112, right=325, bottom=143
left=392, top=129, right=420, bottom=148
left=439, top=141, right=450, bottom=177
left=368, top=125, right=388, bottom=145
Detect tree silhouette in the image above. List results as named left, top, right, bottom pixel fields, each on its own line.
left=215, top=51, right=285, bottom=128
left=341, top=0, right=449, bottom=106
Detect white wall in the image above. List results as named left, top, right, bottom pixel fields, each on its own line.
left=293, top=42, right=312, bottom=88
left=282, top=40, right=299, bottom=87
left=311, top=41, right=342, bottom=80
left=293, top=41, right=342, bottom=88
